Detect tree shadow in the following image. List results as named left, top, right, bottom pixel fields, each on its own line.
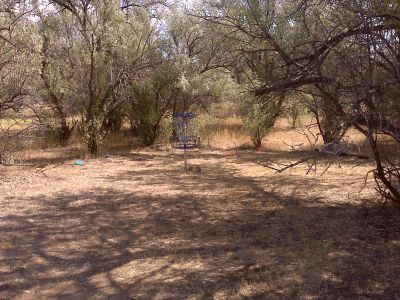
left=1, top=150, right=399, bottom=299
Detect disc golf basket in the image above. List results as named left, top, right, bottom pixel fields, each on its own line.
left=170, top=112, right=201, bottom=172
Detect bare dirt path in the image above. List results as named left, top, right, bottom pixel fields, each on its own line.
left=1, top=148, right=399, bottom=299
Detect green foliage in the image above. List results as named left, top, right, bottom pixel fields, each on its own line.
left=35, top=1, right=156, bottom=154
left=286, top=100, right=307, bottom=129
left=243, top=98, right=283, bottom=148
left=130, top=83, right=165, bottom=146
left=196, top=113, right=218, bottom=147
left=78, top=115, right=107, bottom=154
left=155, top=116, right=174, bottom=145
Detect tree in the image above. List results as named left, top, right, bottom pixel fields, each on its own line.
left=197, top=0, right=400, bottom=203
left=0, top=1, right=43, bottom=163
left=0, top=0, right=34, bottom=115
left=128, top=63, right=183, bottom=146
left=36, top=0, right=156, bottom=154
left=124, top=6, right=236, bottom=146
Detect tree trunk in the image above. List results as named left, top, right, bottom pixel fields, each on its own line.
left=253, top=138, right=262, bottom=149
left=87, top=132, right=99, bottom=155
left=87, top=113, right=100, bottom=155
left=58, top=112, right=72, bottom=146
left=87, top=128, right=99, bottom=155
left=41, top=34, right=72, bottom=146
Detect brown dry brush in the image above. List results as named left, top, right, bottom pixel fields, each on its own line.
left=259, top=114, right=400, bottom=205
left=251, top=7, right=400, bottom=204
left=0, top=102, right=48, bottom=166
left=0, top=123, right=47, bottom=166
left=367, top=130, right=400, bottom=205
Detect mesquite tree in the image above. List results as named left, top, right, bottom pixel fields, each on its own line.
left=197, top=0, right=400, bottom=203
left=36, top=0, right=156, bottom=154
left=0, top=1, right=43, bottom=161
left=0, top=1, right=34, bottom=115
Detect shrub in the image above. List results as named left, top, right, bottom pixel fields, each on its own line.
left=243, top=97, right=283, bottom=148
left=129, top=83, right=167, bottom=146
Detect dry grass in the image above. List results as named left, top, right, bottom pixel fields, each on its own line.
left=1, top=122, right=400, bottom=299
left=205, top=116, right=370, bottom=152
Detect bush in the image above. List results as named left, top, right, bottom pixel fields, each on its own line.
left=287, top=100, right=306, bottom=129
left=196, top=113, right=218, bottom=147
left=243, top=98, right=283, bottom=148
left=129, top=83, right=167, bottom=146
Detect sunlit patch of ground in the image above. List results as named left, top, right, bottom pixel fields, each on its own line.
left=1, top=146, right=400, bottom=299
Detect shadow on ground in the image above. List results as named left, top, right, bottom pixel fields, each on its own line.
left=1, top=150, right=400, bottom=299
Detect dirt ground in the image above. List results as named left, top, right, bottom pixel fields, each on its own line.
left=1, top=144, right=400, bottom=299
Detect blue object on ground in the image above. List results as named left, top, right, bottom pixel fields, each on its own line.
left=172, top=112, right=196, bottom=118
left=74, top=160, right=85, bottom=166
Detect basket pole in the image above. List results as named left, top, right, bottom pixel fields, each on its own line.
left=184, top=145, right=188, bottom=172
